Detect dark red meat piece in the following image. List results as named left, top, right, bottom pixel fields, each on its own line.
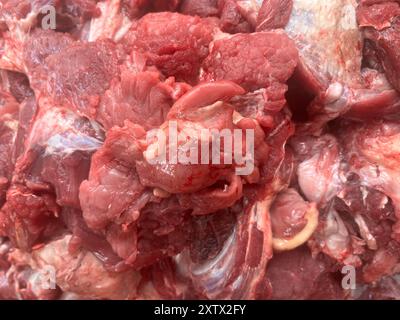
left=24, top=31, right=121, bottom=118
left=23, top=29, right=74, bottom=72
left=97, top=68, right=186, bottom=130
left=218, top=0, right=255, bottom=33
left=359, top=2, right=400, bottom=92
left=125, top=12, right=216, bottom=84
left=1, top=71, right=33, bottom=103
left=0, top=185, right=61, bottom=250
left=0, top=91, right=19, bottom=206
left=267, top=246, right=345, bottom=300
left=13, top=107, right=104, bottom=209
left=202, top=31, right=298, bottom=92
left=257, top=0, right=293, bottom=30
left=1, top=0, right=400, bottom=301
left=180, top=0, right=219, bottom=17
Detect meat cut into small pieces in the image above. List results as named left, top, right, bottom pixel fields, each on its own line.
left=80, top=122, right=146, bottom=231
left=97, top=67, right=189, bottom=131
left=30, top=39, right=121, bottom=118
left=124, top=12, right=217, bottom=83
left=9, top=235, right=141, bottom=299
left=136, top=81, right=246, bottom=195
left=0, top=91, right=19, bottom=206
left=358, top=1, right=400, bottom=92
left=202, top=31, right=298, bottom=92
left=79, top=121, right=193, bottom=270
left=266, top=246, right=345, bottom=300
left=285, top=0, right=364, bottom=95
left=218, top=0, right=257, bottom=33
left=0, top=70, right=33, bottom=103
left=335, top=119, right=400, bottom=243
left=180, top=0, right=219, bottom=17
left=0, top=103, right=103, bottom=250
left=270, top=188, right=319, bottom=251
left=176, top=197, right=276, bottom=299
left=0, top=185, right=62, bottom=251
left=283, top=0, right=400, bottom=130
left=13, top=106, right=104, bottom=208
left=290, top=134, right=343, bottom=206
left=174, top=120, right=295, bottom=300
left=2, top=0, right=400, bottom=301
left=23, top=29, right=74, bottom=73
left=257, top=0, right=293, bottom=30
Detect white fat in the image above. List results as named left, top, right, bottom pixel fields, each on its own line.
left=354, top=214, right=378, bottom=250
left=286, top=0, right=362, bottom=84
left=45, top=132, right=102, bottom=155
left=324, top=209, right=350, bottom=256
left=325, top=82, right=344, bottom=104
left=113, top=16, right=132, bottom=42
left=273, top=203, right=319, bottom=251
left=3, top=119, right=18, bottom=132
left=253, top=199, right=270, bottom=232
left=89, top=0, right=132, bottom=42
left=340, top=4, right=358, bottom=31
left=153, top=188, right=171, bottom=199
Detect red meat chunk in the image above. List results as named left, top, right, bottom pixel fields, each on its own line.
left=202, top=31, right=298, bottom=92
left=125, top=12, right=216, bottom=83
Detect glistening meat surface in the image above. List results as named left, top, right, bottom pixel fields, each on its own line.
left=1, top=0, right=400, bottom=300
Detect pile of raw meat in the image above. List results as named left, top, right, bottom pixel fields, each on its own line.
left=1, top=0, right=400, bottom=300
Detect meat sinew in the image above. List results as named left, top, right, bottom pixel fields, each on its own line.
left=1, top=0, right=400, bottom=301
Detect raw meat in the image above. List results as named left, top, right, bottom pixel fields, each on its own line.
left=9, top=235, right=141, bottom=299
left=0, top=90, right=19, bottom=206
left=0, top=70, right=33, bottom=103
left=124, top=12, right=217, bottom=83
left=266, top=246, right=345, bottom=300
left=1, top=0, right=400, bottom=301
left=218, top=0, right=257, bottom=33
left=25, top=34, right=121, bottom=118
left=257, top=0, right=293, bottom=30
left=282, top=0, right=400, bottom=130
left=180, top=0, right=220, bottom=17
left=202, top=31, right=298, bottom=92
left=357, top=1, right=400, bottom=93
left=97, top=65, right=190, bottom=130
